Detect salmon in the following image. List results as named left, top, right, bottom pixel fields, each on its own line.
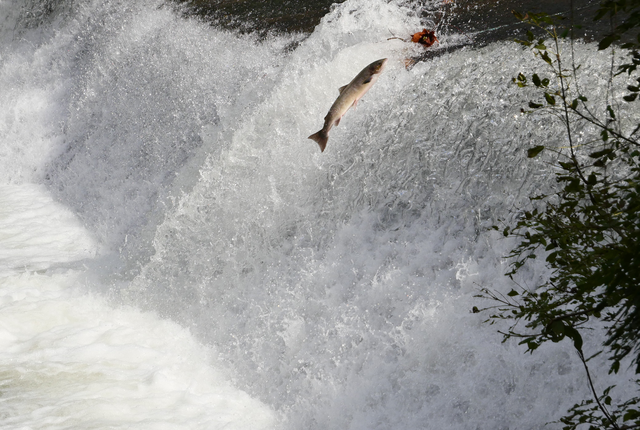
left=309, top=58, right=387, bottom=152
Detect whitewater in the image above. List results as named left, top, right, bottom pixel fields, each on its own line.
left=0, top=0, right=635, bottom=428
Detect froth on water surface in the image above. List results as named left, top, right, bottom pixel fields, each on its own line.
left=0, top=0, right=637, bottom=429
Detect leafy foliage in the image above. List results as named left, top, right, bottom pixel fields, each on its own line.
left=486, top=7, right=640, bottom=373
left=477, top=2, right=640, bottom=429
left=558, top=382, right=640, bottom=430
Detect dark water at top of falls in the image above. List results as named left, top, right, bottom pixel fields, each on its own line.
left=177, top=0, right=607, bottom=43
left=12, top=0, right=612, bottom=46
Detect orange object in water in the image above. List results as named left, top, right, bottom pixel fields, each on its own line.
left=411, top=29, right=439, bottom=47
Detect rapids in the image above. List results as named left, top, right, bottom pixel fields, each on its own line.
left=0, top=0, right=635, bottom=429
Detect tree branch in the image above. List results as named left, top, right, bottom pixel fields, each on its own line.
left=577, top=348, right=621, bottom=430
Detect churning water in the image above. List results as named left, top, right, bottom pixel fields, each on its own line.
left=0, top=0, right=636, bottom=428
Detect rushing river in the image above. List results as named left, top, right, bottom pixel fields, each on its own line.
left=0, top=0, right=634, bottom=429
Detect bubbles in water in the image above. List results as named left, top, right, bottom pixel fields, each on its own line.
left=1, top=0, right=636, bottom=429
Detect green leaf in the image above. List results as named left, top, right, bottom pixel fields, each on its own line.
left=532, top=74, right=542, bottom=87
left=589, top=148, right=613, bottom=158
left=529, top=101, right=543, bottom=109
left=516, top=73, right=527, bottom=88
left=623, top=409, right=640, bottom=421
left=528, top=145, right=545, bottom=158
left=564, top=178, right=582, bottom=193
left=559, top=161, right=575, bottom=170
left=624, top=93, right=638, bottom=102
left=606, top=105, right=616, bottom=119
left=513, top=11, right=525, bottom=21
left=544, top=93, right=556, bottom=105
left=540, top=51, right=552, bottom=64
left=610, top=360, right=620, bottom=374
left=550, top=320, right=566, bottom=336
left=507, top=289, right=520, bottom=297
left=599, top=34, right=619, bottom=50
left=564, top=325, right=583, bottom=351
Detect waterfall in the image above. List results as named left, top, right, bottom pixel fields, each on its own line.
left=0, top=0, right=633, bottom=428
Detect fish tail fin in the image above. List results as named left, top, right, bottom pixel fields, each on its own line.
left=308, top=130, right=329, bottom=152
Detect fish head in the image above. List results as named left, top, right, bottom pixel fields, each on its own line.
left=368, top=58, right=388, bottom=75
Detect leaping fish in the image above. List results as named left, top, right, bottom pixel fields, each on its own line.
left=308, top=58, right=387, bottom=152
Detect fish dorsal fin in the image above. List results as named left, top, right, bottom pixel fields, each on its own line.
left=338, top=85, right=348, bottom=94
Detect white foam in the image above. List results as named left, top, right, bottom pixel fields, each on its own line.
left=0, top=184, right=97, bottom=272
left=0, top=183, right=275, bottom=428
left=0, top=271, right=276, bottom=430
left=1, top=0, right=636, bottom=429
